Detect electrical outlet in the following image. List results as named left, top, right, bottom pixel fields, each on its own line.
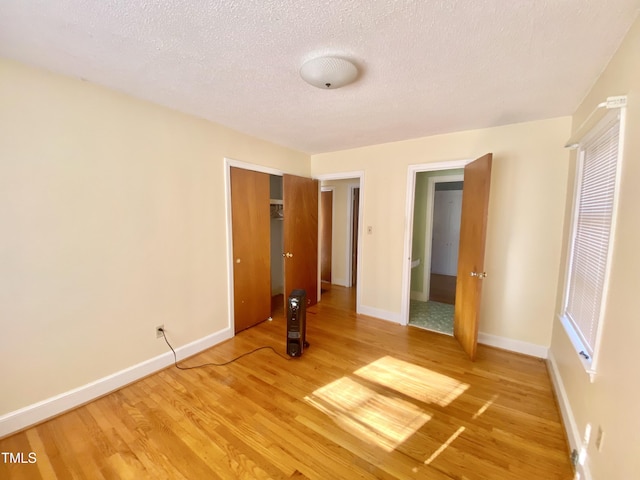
left=156, top=325, right=164, bottom=339
left=595, top=426, right=605, bottom=452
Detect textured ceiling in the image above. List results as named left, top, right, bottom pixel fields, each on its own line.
left=1, top=1, right=638, bottom=154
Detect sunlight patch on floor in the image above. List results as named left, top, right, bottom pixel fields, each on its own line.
left=305, top=376, right=431, bottom=452
left=354, top=356, right=469, bottom=407
left=472, top=394, right=499, bottom=420
left=423, top=426, right=466, bottom=465
left=304, top=356, right=474, bottom=453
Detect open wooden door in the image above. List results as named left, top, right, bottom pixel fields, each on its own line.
left=454, top=153, right=492, bottom=360
left=230, top=167, right=271, bottom=333
left=283, top=174, right=319, bottom=306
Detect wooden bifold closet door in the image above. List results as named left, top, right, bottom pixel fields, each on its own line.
left=230, top=167, right=271, bottom=333
left=230, top=168, right=319, bottom=333
left=283, top=174, right=319, bottom=307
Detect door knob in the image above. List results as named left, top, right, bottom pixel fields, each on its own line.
left=282, top=252, right=294, bottom=258
left=470, top=271, right=487, bottom=278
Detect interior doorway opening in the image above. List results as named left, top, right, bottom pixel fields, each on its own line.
left=320, top=188, right=333, bottom=293
left=401, top=154, right=493, bottom=360
left=409, top=172, right=464, bottom=334
left=270, top=174, right=285, bottom=315
left=317, top=174, right=364, bottom=314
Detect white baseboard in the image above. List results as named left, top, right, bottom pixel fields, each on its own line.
left=331, top=277, right=350, bottom=288
left=477, top=332, right=549, bottom=358
left=410, top=290, right=428, bottom=302
left=0, top=327, right=233, bottom=438
left=547, top=351, right=590, bottom=480
left=356, top=312, right=551, bottom=357
left=358, top=305, right=402, bottom=324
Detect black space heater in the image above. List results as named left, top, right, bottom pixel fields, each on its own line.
left=286, top=289, right=309, bottom=357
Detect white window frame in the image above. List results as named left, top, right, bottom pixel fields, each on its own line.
left=560, top=101, right=626, bottom=381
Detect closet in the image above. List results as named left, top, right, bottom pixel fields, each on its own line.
left=230, top=167, right=318, bottom=333
left=270, top=175, right=284, bottom=307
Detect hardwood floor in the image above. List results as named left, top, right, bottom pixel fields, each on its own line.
left=0, top=287, right=573, bottom=479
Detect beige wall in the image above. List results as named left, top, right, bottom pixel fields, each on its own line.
left=550, top=16, right=640, bottom=480
left=321, top=179, right=359, bottom=286
left=312, top=116, right=571, bottom=347
left=0, top=58, right=309, bottom=416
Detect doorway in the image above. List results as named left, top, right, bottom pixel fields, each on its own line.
left=320, top=188, right=333, bottom=292
left=317, top=173, right=364, bottom=313
left=401, top=155, right=493, bottom=360
left=409, top=172, right=463, bottom=334
left=270, top=175, right=285, bottom=313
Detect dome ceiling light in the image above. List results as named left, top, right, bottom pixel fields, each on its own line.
left=299, top=56, right=359, bottom=89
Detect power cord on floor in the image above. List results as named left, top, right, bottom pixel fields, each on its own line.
left=159, top=328, right=291, bottom=370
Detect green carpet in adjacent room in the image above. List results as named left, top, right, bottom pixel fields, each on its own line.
left=409, top=300, right=454, bottom=335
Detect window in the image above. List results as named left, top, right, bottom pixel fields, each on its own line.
left=561, top=106, right=624, bottom=377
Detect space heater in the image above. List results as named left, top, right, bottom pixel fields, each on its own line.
left=286, top=289, right=309, bottom=357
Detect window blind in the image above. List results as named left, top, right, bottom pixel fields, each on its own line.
left=564, top=113, right=620, bottom=357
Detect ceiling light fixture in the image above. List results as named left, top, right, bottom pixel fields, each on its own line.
left=299, top=56, right=358, bottom=89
